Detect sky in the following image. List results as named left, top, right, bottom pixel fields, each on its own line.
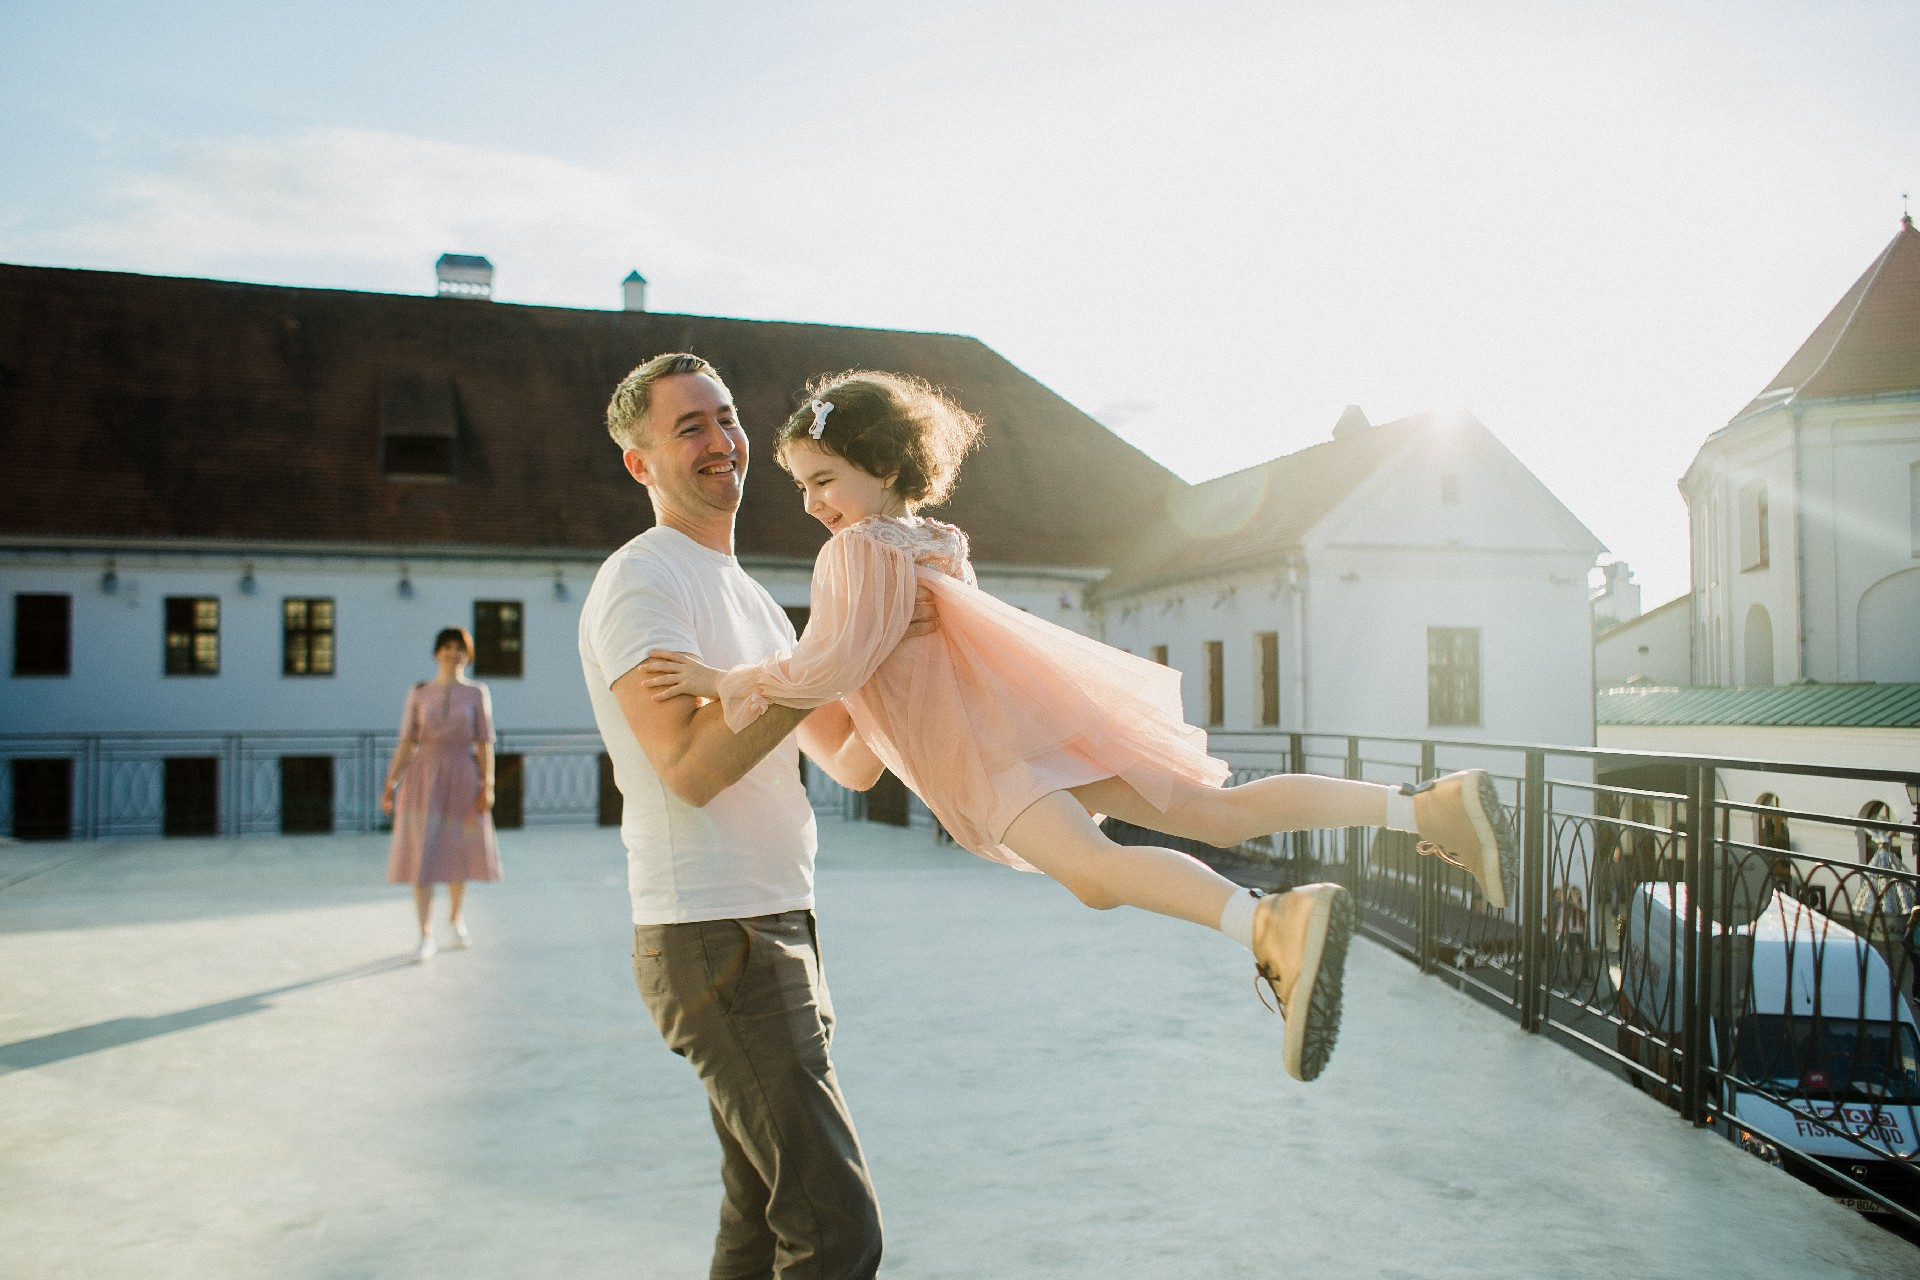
left=3, top=0, right=1916, bottom=606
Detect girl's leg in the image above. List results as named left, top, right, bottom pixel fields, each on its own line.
left=1000, top=790, right=1237, bottom=928
left=1071, top=773, right=1390, bottom=850
left=1003, top=787, right=1354, bottom=1083
left=412, top=882, right=433, bottom=934
left=1072, top=769, right=1516, bottom=909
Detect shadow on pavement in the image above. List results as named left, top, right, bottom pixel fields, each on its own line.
left=0, top=956, right=414, bottom=1074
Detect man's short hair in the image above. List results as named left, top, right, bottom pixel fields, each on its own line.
left=606, top=353, right=724, bottom=450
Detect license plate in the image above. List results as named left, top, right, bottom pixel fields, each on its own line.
left=1831, top=1196, right=1892, bottom=1216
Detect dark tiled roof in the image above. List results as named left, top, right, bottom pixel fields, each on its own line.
left=1737, top=218, right=1920, bottom=418
left=0, top=265, right=1176, bottom=566
left=1597, top=683, right=1920, bottom=729
left=1089, top=414, right=1427, bottom=599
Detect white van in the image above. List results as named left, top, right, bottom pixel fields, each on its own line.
left=1615, top=883, right=1920, bottom=1208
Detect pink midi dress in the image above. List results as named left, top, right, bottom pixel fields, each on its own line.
left=715, top=515, right=1229, bottom=869
left=385, top=680, right=503, bottom=885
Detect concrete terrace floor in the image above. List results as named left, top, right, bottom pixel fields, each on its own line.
left=2, top=819, right=1916, bottom=1280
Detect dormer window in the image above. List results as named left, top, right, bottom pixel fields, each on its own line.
left=381, top=372, right=459, bottom=482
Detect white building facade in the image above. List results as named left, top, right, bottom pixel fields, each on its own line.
left=1681, top=217, right=1920, bottom=688
left=1092, top=410, right=1603, bottom=751
left=0, top=262, right=1159, bottom=839
left=1597, top=218, right=1920, bottom=854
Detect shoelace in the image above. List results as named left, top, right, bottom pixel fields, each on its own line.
left=1417, top=838, right=1471, bottom=872
left=1254, top=969, right=1285, bottom=1016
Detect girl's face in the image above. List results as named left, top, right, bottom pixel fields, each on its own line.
left=436, top=640, right=470, bottom=669
left=785, top=442, right=904, bottom=533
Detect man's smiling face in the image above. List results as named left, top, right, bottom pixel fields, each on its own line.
left=623, top=373, right=748, bottom=522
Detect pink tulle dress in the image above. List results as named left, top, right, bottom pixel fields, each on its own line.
left=716, top=515, right=1229, bottom=869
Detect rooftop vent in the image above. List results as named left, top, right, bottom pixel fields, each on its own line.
left=622, top=269, right=648, bottom=312
left=435, top=254, right=493, bottom=300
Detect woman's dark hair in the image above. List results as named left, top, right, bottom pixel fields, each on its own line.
left=433, top=626, right=474, bottom=656
left=774, top=370, right=983, bottom=507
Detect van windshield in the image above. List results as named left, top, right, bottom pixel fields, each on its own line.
left=1732, top=1015, right=1920, bottom=1103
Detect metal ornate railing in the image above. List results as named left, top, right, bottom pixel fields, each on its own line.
left=1123, top=729, right=1920, bottom=1228
left=0, top=728, right=613, bottom=838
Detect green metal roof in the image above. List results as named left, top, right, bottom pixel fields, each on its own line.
left=1597, top=683, right=1920, bottom=728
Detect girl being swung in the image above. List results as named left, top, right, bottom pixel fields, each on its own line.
left=640, top=371, right=1517, bottom=1082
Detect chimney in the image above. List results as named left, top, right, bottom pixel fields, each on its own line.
left=1331, top=404, right=1370, bottom=438
left=435, top=254, right=493, bottom=300
left=622, top=269, right=649, bottom=312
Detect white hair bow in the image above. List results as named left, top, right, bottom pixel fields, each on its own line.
left=808, top=400, right=835, bottom=439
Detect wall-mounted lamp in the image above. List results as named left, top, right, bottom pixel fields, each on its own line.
left=1907, top=781, right=1920, bottom=826
left=553, top=569, right=570, bottom=603
left=1056, top=590, right=1074, bottom=611
left=397, top=566, right=415, bottom=600
left=100, top=559, right=118, bottom=594
left=1212, top=586, right=1237, bottom=609
left=239, top=563, right=257, bottom=595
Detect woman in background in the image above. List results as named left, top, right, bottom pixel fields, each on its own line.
left=382, top=626, right=502, bottom=961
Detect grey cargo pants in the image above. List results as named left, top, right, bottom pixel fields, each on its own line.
left=633, top=910, right=882, bottom=1280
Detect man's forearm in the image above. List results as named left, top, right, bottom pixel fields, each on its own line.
left=661, top=700, right=810, bottom=807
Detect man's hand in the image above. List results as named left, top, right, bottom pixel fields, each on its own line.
left=903, top=582, right=939, bottom=640
left=639, top=650, right=723, bottom=702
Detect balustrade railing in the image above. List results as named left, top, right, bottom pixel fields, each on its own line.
left=1119, top=729, right=1920, bottom=1228
left=0, top=728, right=613, bottom=839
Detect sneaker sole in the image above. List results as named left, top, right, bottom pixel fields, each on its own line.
left=1283, top=885, right=1356, bottom=1083
left=1460, top=769, right=1518, bottom=911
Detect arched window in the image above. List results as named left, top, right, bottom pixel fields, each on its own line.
left=1754, top=792, right=1789, bottom=851
left=1742, top=604, right=1774, bottom=687
left=1856, top=799, right=1893, bottom=862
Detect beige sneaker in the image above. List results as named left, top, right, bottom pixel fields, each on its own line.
left=1250, top=883, right=1356, bottom=1082
left=1403, top=769, right=1518, bottom=910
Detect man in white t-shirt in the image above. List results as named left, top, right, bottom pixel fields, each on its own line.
left=581, top=353, right=919, bottom=1280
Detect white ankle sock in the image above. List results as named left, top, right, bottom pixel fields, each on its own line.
left=1217, top=889, right=1260, bottom=952
left=1385, top=790, right=1419, bottom=834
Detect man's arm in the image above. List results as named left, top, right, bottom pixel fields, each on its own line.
left=795, top=700, right=886, bottom=792
left=612, top=667, right=810, bottom=808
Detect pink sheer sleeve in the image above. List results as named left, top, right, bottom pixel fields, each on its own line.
left=399, top=687, right=422, bottom=741
left=715, top=524, right=919, bottom=732
left=472, top=684, right=495, bottom=744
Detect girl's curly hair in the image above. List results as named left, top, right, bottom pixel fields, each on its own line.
left=774, top=371, right=983, bottom=508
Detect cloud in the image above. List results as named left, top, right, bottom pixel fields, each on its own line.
left=28, top=127, right=764, bottom=313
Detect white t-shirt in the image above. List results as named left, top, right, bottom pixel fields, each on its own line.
left=578, top=525, right=818, bottom=925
